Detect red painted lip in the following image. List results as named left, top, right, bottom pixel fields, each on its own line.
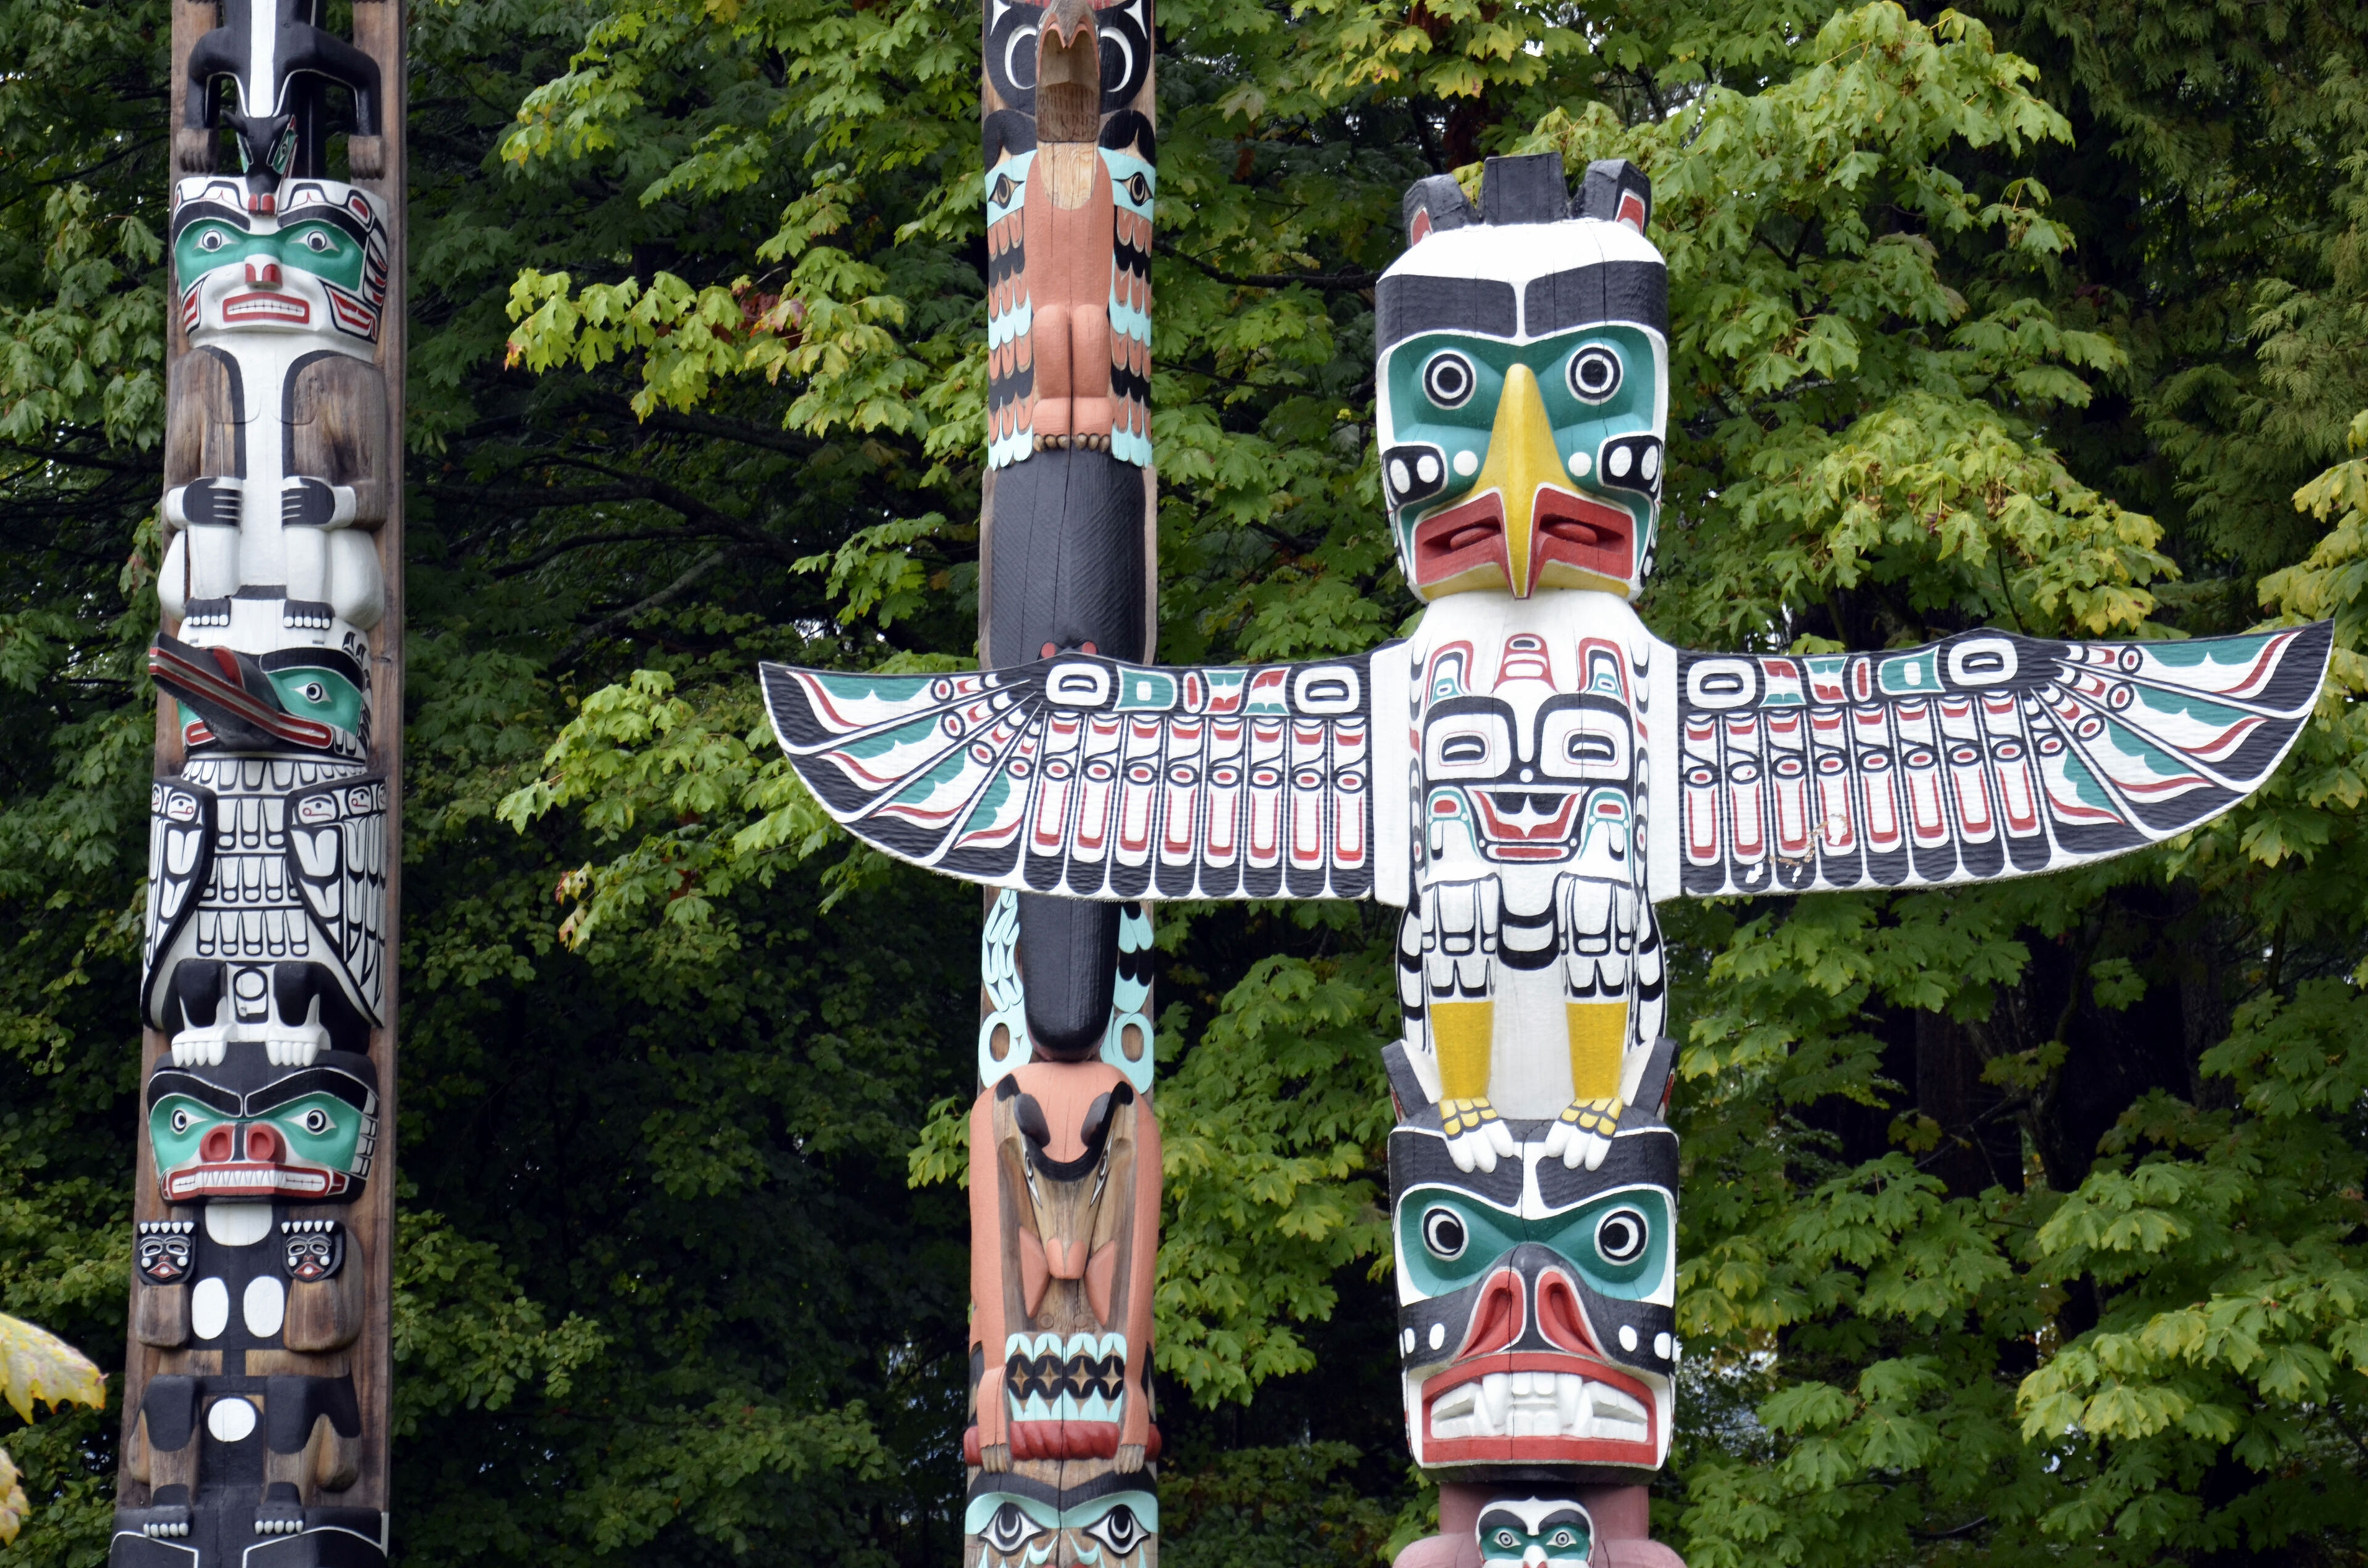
left=1472, top=789, right=1583, bottom=851
left=1418, top=1348, right=1659, bottom=1466
left=221, top=291, right=311, bottom=324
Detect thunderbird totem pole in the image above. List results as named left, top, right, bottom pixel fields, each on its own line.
left=112, top=0, right=405, bottom=1563
left=766, top=144, right=2331, bottom=1567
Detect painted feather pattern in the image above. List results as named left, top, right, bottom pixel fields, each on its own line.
left=761, top=652, right=1379, bottom=900
left=1670, top=623, right=2333, bottom=898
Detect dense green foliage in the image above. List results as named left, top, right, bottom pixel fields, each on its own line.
left=1, top=0, right=2365, bottom=1561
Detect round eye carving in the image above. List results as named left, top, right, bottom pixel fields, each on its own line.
left=1421, top=1205, right=1467, bottom=1260
left=1492, top=1530, right=1521, bottom=1550
left=1568, top=345, right=1622, bottom=403
left=301, top=230, right=334, bottom=252
left=980, top=1503, right=1037, bottom=1554
left=1085, top=1505, right=1145, bottom=1555
left=1125, top=172, right=1151, bottom=205
left=1423, top=351, right=1476, bottom=408
left=299, top=1108, right=333, bottom=1135
left=170, top=1109, right=195, bottom=1134
left=1595, top=1206, right=1648, bottom=1264
left=1548, top=1529, right=1580, bottom=1548
left=300, top=681, right=327, bottom=703
left=197, top=229, right=229, bottom=252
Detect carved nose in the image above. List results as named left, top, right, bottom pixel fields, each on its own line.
left=246, top=260, right=281, bottom=287
left=245, top=1124, right=284, bottom=1163
left=1043, top=1239, right=1088, bottom=1279
left=199, top=1125, right=236, bottom=1163
left=1462, top=1268, right=1525, bottom=1358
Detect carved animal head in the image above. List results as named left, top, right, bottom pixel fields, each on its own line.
left=993, top=1062, right=1140, bottom=1323
left=150, top=634, right=369, bottom=758
left=147, top=1044, right=377, bottom=1204
left=1386, top=1038, right=1678, bottom=1472
left=1377, top=154, right=1666, bottom=603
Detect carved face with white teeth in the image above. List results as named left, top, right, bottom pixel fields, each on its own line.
left=171, top=175, right=390, bottom=345
left=1391, top=1118, right=1677, bottom=1471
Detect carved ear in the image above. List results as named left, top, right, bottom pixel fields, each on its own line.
left=1576, top=158, right=1653, bottom=236
left=1401, top=173, right=1476, bottom=247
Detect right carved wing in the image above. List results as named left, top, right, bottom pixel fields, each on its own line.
left=760, top=648, right=1412, bottom=903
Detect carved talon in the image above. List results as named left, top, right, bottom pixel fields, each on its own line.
left=1114, top=1442, right=1145, bottom=1473
left=170, top=1024, right=232, bottom=1067
left=1439, top=1096, right=1516, bottom=1173
left=979, top=1442, right=1012, bottom=1473
left=1542, top=1095, right=1627, bottom=1169
left=263, top=1023, right=331, bottom=1067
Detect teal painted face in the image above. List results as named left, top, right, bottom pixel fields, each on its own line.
left=966, top=1487, right=1155, bottom=1568
left=147, top=1060, right=377, bottom=1205
left=1476, top=1500, right=1593, bottom=1567
left=1397, top=1182, right=1670, bottom=1300
left=170, top=177, right=390, bottom=341
left=1379, top=324, right=1664, bottom=599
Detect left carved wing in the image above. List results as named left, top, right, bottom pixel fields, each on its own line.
left=760, top=648, right=1412, bottom=903
left=1653, top=622, right=2333, bottom=898
left=287, top=774, right=388, bottom=1023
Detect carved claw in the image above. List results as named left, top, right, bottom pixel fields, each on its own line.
left=1114, top=1442, right=1145, bottom=1473
left=979, top=1442, right=1012, bottom=1473
left=1439, top=1097, right=1516, bottom=1173
left=1542, top=1095, right=1627, bottom=1170
left=171, top=1024, right=232, bottom=1067
left=263, top=1023, right=330, bottom=1067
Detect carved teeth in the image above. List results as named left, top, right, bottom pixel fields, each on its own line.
left=1429, top=1371, right=1650, bottom=1442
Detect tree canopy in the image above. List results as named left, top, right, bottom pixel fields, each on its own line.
left=1, top=0, right=2365, bottom=1562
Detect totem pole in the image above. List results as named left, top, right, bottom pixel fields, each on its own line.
left=113, top=0, right=404, bottom=1562
left=761, top=154, right=2331, bottom=1566
left=964, top=0, right=1164, bottom=1561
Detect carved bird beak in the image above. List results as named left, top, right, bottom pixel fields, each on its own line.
left=1465, top=363, right=1566, bottom=599
left=150, top=633, right=334, bottom=751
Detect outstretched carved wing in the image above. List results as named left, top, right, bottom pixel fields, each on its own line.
left=286, top=774, right=388, bottom=1022
left=141, top=778, right=215, bottom=1027
left=760, top=649, right=1412, bottom=902
left=1655, top=623, right=2333, bottom=899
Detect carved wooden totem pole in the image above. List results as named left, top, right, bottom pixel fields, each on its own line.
left=974, top=0, right=1163, bottom=1561
left=114, top=1, right=404, bottom=1563
left=763, top=156, right=2332, bottom=1566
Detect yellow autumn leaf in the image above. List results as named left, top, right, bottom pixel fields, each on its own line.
left=0, top=1447, right=25, bottom=1546
left=0, top=1313, right=105, bottom=1423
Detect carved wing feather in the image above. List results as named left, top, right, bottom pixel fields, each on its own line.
left=761, top=649, right=1410, bottom=902
left=1657, top=623, right=2332, bottom=899
left=985, top=154, right=1035, bottom=468
left=286, top=774, right=388, bottom=1023
left=141, top=779, right=215, bottom=1027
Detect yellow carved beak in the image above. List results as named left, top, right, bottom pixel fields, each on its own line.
left=1466, top=362, right=1564, bottom=599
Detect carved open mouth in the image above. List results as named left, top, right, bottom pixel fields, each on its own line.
left=162, top=1162, right=343, bottom=1201
left=1410, top=488, right=1635, bottom=593
left=1419, top=1350, right=1657, bottom=1463
left=221, top=292, right=311, bottom=324
left=1472, top=790, right=1583, bottom=858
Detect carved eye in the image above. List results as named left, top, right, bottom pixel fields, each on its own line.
left=1492, top=1529, right=1521, bottom=1550
left=1126, top=172, right=1150, bottom=205
left=1421, top=1206, right=1466, bottom=1260
left=298, top=1108, right=333, bottom=1136
left=299, top=681, right=327, bottom=704
left=197, top=229, right=229, bottom=252
left=1423, top=350, right=1475, bottom=409
left=980, top=1502, right=1038, bottom=1555
left=1547, top=1528, right=1581, bottom=1548
left=990, top=174, right=1014, bottom=206
left=1595, top=1207, right=1648, bottom=1263
left=1083, top=1504, right=1146, bottom=1556
left=1439, top=734, right=1488, bottom=764
left=1568, top=345, right=1622, bottom=403
left=170, top=1109, right=195, bottom=1134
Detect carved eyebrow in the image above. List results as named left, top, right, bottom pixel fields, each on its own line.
left=1377, top=275, right=1518, bottom=348
left=1523, top=260, right=1667, bottom=337
left=1474, top=1510, right=1526, bottom=1533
